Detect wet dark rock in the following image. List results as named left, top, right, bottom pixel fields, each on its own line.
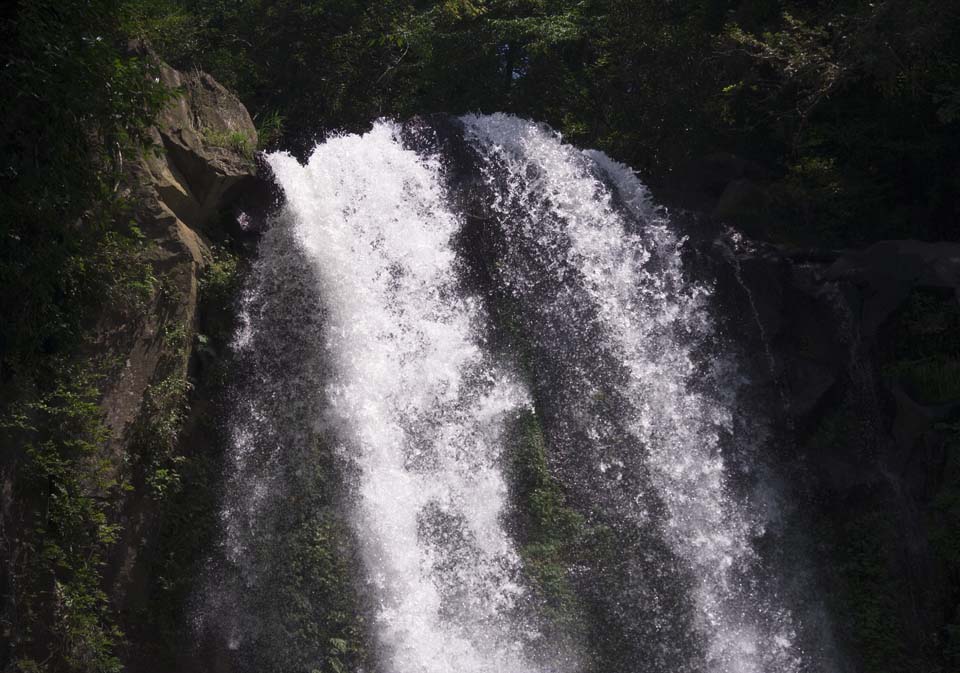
left=677, top=152, right=767, bottom=196
left=723, top=234, right=960, bottom=669
left=713, top=178, right=771, bottom=237
left=657, top=152, right=769, bottom=216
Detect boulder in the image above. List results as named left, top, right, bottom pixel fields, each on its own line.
left=679, top=152, right=767, bottom=196
left=656, top=152, right=770, bottom=224
left=151, top=62, right=258, bottom=227
left=720, top=234, right=960, bottom=668
left=99, top=57, right=257, bottom=457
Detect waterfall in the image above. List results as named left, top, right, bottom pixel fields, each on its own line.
left=462, top=114, right=802, bottom=673
left=267, top=123, right=544, bottom=673
left=200, top=115, right=823, bottom=673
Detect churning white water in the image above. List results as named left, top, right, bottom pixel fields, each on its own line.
left=267, top=123, right=541, bottom=673
left=205, top=115, right=818, bottom=673
left=462, top=114, right=803, bottom=673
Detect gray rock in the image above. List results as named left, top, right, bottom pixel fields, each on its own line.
left=724, top=234, right=960, bottom=667
left=680, top=152, right=767, bottom=196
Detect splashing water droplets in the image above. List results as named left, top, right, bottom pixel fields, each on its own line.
left=463, top=113, right=805, bottom=673
left=206, top=115, right=817, bottom=673
left=268, top=122, right=541, bottom=673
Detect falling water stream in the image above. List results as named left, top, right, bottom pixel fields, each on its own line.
left=463, top=115, right=801, bottom=672
left=201, top=116, right=823, bottom=673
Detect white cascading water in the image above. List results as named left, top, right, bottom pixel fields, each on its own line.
left=266, top=123, right=545, bottom=673
left=462, top=114, right=803, bottom=673
left=203, top=114, right=822, bottom=673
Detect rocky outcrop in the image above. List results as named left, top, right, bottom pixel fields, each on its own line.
left=657, top=152, right=770, bottom=223
left=91, top=54, right=258, bottom=638
left=824, top=240, right=960, bottom=339
left=98, top=59, right=257, bottom=454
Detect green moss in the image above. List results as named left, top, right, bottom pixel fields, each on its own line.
left=255, top=505, right=370, bottom=673
left=130, top=273, right=193, bottom=498
left=509, top=411, right=589, bottom=648
left=123, top=251, right=235, bottom=666
left=808, top=288, right=960, bottom=671
left=200, top=247, right=240, bottom=309
left=135, top=372, right=192, bottom=497
left=930, top=425, right=960, bottom=667
left=185, top=431, right=373, bottom=673
left=885, top=356, right=960, bottom=405
left=135, top=402, right=221, bottom=666
left=831, top=512, right=909, bottom=672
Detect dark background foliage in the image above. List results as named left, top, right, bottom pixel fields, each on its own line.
left=157, top=0, right=959, bottom=247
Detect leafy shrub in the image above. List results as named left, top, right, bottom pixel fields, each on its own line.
left=2, top=365, right=125, bottom=673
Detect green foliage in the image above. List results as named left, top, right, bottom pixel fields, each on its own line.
left=3, top=0, right=959, bottom=670
left=719, top=2, right=960, bottom=244
left=1, top=0, right=185, bottom=643
left=120, top=0, right=203, bottom=65
left=200, top=247, right=241, bottom=308
left=255, top=110, right=286, bottom=150
left=884, top=291, right=960, bottom=404
left=832, top=511, right=909, bottom=672
left=218, top=436, right=372, bottom=673
left=148, top=0, right=959, bottom=245
left=197, top=246, right=242, bottom=362
left=1, top=0, right=171, bottom=384
left=138, top=418, right=220, bottom=663
left=931, top=427, right=960, bottom=668
left=126, top=250, right=243, bottom=667
left=1, top=365, right=125, bottom=673
left=886, top=357, right=960, bottom=406
left=135, top=372, right=192, bottom=497
left=809, top=286, right=960, bottom=671
left=98, top=227, right=160, bottom=315
left=265, top=511, right=369, bottom=673
left=801, top=390, right=909, bottom=671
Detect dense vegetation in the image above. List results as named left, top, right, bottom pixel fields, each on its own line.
left=143, top=0, right=960, bottom=245
left=1, top=3, right=167, bottom=671
left=3, top=0, right=958, bottom=378
left=1, top=1, right=959, bottom=672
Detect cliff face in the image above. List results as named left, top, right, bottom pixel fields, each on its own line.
left=4, top=81, right=955, bottom=670
left=98, top=56, right=261, bottom=653
left=120, top=106, right=956, bottom=669
left=0, top=54, right=261, bottom=671
left=99, top=58, right=257, bottom=457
